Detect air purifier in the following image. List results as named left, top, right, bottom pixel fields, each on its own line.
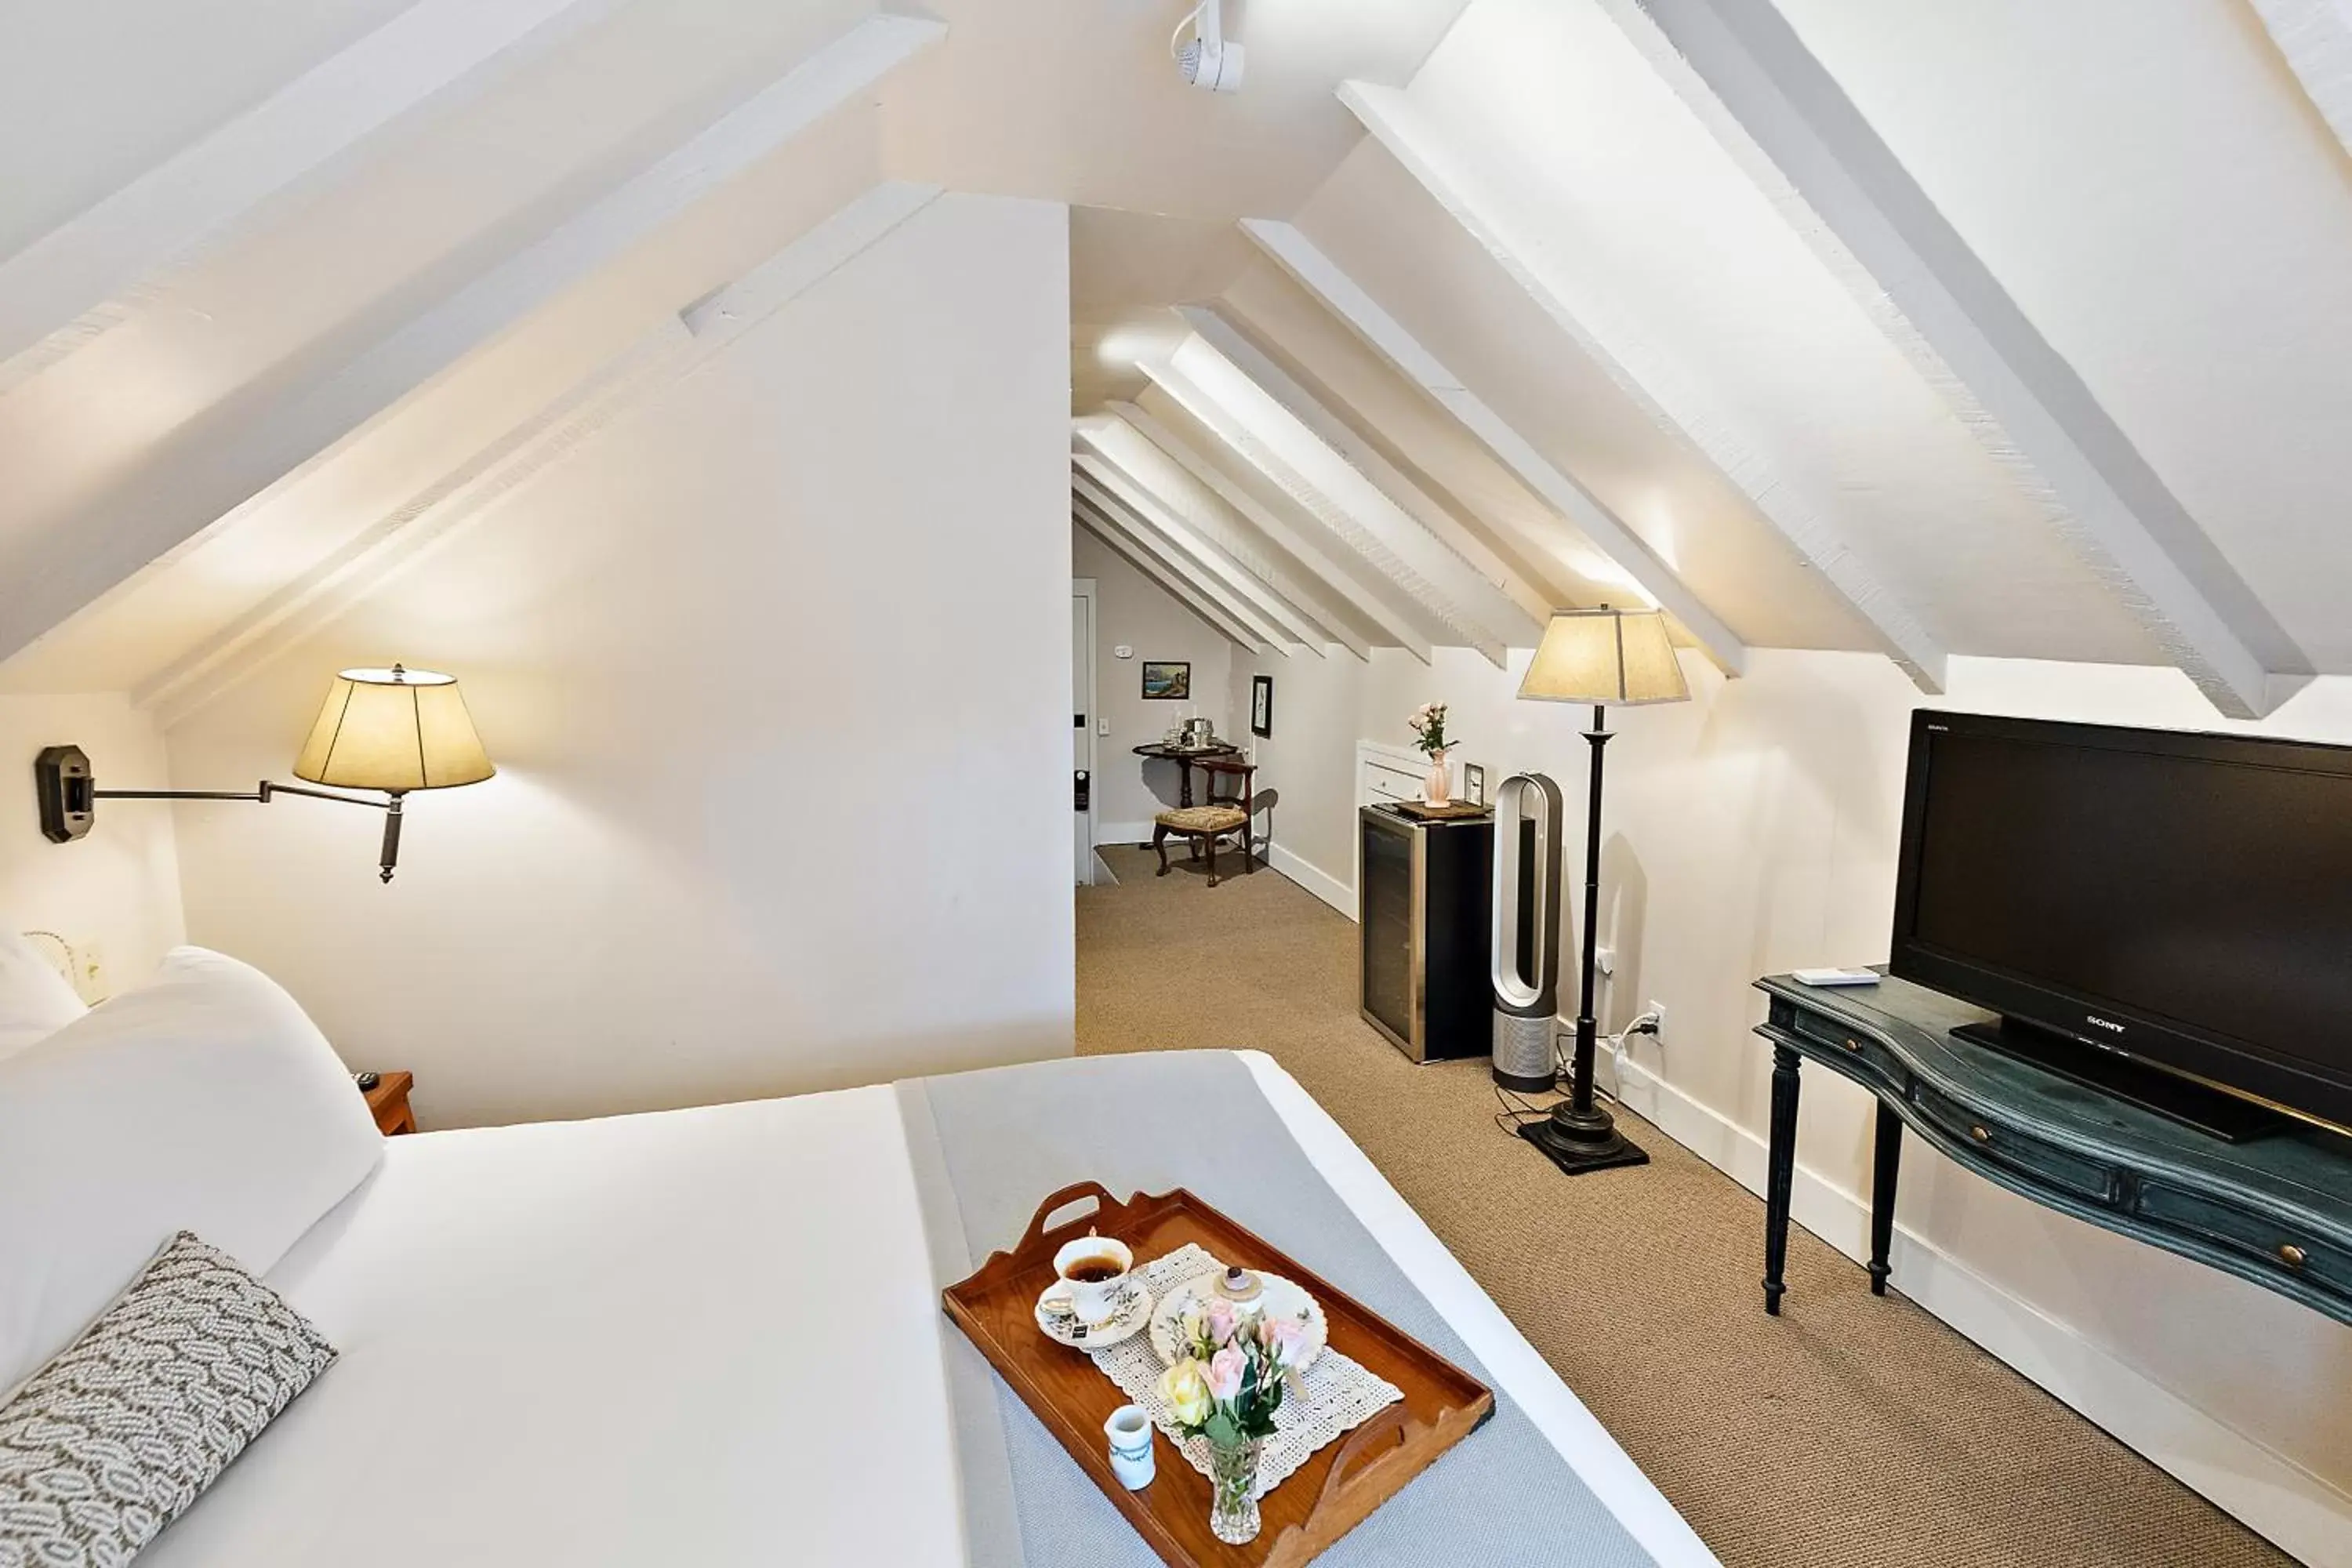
left=1491, top=772, right=1564, bottom=1092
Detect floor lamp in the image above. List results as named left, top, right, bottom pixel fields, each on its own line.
left=1515, top=607, right=1690, bottom=1176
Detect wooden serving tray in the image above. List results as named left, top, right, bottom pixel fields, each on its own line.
left=942, top=1182, right=1494, bottom=1567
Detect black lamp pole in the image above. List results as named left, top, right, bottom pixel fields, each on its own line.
left=1523, top=702, right=1650, bottom=1175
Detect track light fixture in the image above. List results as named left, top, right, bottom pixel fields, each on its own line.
left=1171, top=0, right=1244, bottom=93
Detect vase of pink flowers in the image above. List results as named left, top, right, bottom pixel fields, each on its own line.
left=1156, top=1290, right=1311, bottom=1544
left=1409, top=702, right=1455, bottom=805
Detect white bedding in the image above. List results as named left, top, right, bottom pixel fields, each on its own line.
left=142, top=1051, right=1713, bottom=1567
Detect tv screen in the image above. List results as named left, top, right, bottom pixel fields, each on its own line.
left=1889, top=710, right=2352, bottom=1135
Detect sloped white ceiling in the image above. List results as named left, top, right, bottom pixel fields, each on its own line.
left=1774, top=0, right=2352, bottom=673
left=5, top=0, right=2349, bottom=717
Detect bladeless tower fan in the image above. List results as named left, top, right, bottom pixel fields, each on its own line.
left=1490, top=772, right=1566, bottom=1092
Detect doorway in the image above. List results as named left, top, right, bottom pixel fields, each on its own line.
left=1073, top=578, right=1098, bottom=885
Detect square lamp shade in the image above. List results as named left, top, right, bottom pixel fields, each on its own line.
left=293, top=666, right=494, bottom=793
left=1517, top=608, right=1690, bottom=706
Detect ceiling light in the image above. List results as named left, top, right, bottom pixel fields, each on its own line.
left=1171, top=1, right=1244, bottom=93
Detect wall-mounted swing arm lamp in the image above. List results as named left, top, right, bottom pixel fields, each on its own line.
left=35, top=665, right=493, bottom=884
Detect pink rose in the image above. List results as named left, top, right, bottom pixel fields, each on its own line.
left=1206, top=1344, right=1247, bottom=1403
left=1204, top=1298, right=1237, bottom=1346
left=1266, top=1317, right=1310, bottom=1366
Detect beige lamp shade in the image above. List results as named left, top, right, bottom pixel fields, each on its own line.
left=1517, top=608, right=1690, bottom=706
left=293, top=665, right=495, bottom=793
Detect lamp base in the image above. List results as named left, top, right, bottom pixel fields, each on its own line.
left=1520, top=1106, right=1650, bottom=1177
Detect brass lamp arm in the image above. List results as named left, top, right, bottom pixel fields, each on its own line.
left=42, top=746, right=412, bottom=883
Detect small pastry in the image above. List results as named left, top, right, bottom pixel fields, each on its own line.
left=1214, top=1266, right=1264, bottom=1304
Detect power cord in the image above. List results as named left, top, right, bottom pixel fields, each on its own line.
left=1490, top=1011, right=1663, bottom=1138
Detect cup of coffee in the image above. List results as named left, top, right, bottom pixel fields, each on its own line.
left=1049, top=1235, right=1134, bottom=1327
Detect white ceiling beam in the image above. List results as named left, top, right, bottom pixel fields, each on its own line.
left=1174, top=307, right=1546, bottom=655
left=1080, top=416, right=1374, bottom=662
left=0, top=0, right=631, bottom=394
left=1113, top=400, right=1428, bottom=664
left=2249, top=0, right=2352, bottom=162
left=1072, top=441, right=1334, bottom=656
left=1318, top=100, right=1932, bottom=688
left=1590, top=0, right=2303, bottom=717
left=1177, top=303, right=1554, bottom=643
left=143, top=183, right=940, bottom=724
left=0, top=13, right=946, bottom=669
left=1072, top=472, right=1293, bottom=655
left=1146, top=339, right=1510, bottom=667
left=1073, top=498, right=1262, bottom=652
left=1239, top=214, right=1754, bottom=681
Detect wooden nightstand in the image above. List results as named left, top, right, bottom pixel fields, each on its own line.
left=363, top=1071, right=416, bottom=1137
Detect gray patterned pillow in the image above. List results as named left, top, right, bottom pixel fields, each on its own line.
left=0, top=1232, right=336, bottom=1567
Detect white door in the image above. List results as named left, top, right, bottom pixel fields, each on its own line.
left=1073, top=581, right=1098, bottom=885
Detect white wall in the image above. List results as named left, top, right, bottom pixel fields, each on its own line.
left=0, top=695, right=187, bottom=993
left=1246, top=643, right=2352, bottom=1563
left=1074, top=527, right=1234, bottom=843
left=162, top=191, right=1076, bottom=1131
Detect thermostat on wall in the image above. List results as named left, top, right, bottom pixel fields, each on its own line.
left=1114, top=644, right=1134, bottom=659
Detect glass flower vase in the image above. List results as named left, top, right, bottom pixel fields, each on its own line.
left=1207, top=1436, right=1264, bottom=1545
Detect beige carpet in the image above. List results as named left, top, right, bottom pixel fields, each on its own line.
left=1076, top=845, right=2296, bottom=1568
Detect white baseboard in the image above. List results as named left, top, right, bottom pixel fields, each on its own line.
left=1610, top=1053, right=2352, bottom=1568
left=1269, top=843, right=1353, bottom=918
left=1097, top=820, right=1156, bottom=848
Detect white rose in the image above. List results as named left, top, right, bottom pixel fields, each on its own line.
left=1160, top=1357, right=1214, bottom=1427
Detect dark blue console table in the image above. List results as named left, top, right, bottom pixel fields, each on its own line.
left=1754, top=973, right=2352, bottom=1325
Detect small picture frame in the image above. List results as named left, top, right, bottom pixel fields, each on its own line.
left=1141, top=661, right=1191, bottom=700
left=1250, top=674, right=1274, bottom=738
left=1463, top=763, right=1486, bottom=807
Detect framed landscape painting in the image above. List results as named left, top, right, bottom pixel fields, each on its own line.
left=1142, top=661, right=1191, bottom=700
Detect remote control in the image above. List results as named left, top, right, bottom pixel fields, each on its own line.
left=1792, top=967, right=1881, bottom=987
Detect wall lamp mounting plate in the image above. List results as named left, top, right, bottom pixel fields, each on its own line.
left=35, top=745, right=93, bottom=844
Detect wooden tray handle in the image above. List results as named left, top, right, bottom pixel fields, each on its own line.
left=1014, top=1181, right=1121, bottom=1258
left=1265, top=1406, right=1423, bottom=1568
left=1308, top=1406, right=1411, bottom=1516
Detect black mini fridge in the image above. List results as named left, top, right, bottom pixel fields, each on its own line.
left=1359, top=804, right=1493, bottom=1062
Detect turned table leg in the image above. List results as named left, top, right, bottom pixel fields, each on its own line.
left=1763, top=1044, right=1801, bottom=1316
left=1869, top=1099, right=1901, bottom=1297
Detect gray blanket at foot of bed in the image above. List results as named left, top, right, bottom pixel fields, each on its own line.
left=895, top=1050, right=1657, bottom=1567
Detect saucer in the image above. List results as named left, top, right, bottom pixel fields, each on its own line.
left=1149, top=1270, right=1327, bottom=1370
left=1035, top=1277, right=1154, bottom=1350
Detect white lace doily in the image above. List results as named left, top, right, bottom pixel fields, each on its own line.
left=1089, top=1243, right=1403, bottom=1501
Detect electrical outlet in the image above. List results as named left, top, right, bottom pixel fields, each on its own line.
left=1645, top=1000, right=1666, bottom=1041
left=1097, top=718, right=1110, bottom=736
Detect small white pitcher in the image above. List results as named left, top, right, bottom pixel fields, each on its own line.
left=1105, top=1403, right=1155, bottom=1490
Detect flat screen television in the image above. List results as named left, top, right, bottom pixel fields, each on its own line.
left=1889, top=710, right=2352, bottom=1140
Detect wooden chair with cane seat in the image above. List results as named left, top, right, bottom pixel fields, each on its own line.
left=1152, top=757, right=1258, bottom=886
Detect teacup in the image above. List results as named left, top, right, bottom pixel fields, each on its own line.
left=1048, top=1235, right=1134, bottom=1327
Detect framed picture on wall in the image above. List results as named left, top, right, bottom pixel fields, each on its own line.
left=1142, top=661, right=1191, bottom=700
left=1250, top=674, right=1274, bottom=738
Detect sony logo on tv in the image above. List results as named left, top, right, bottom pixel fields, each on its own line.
left=2085, top=1014, right=2128, bottom=1035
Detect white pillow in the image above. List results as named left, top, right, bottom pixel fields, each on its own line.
left=0, top=929, right=84, bottom=1060
left=0, top=946, right=383, bottom=1396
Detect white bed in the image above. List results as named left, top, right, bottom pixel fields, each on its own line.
left=128, top=1051, right=1712, bottom=1566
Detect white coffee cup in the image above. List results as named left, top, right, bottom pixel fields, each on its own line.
left=1105, top=1403, right=1154, bottom=1490
left=1047, top=1235, right=1134, bottom=1327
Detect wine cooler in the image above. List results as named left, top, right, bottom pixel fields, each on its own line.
left=1359, top=804, right=1494, bottom=1063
